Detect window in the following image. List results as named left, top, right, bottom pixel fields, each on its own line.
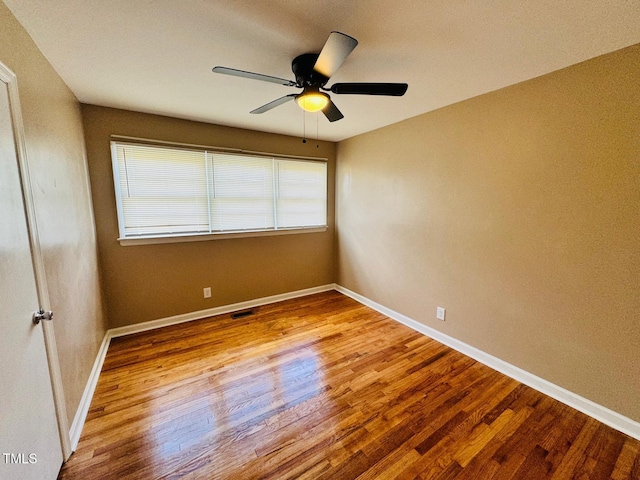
left=111, top=141, right=327, bottom=243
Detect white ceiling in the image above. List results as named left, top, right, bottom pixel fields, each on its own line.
left=5, top=0, right=640, bottom=142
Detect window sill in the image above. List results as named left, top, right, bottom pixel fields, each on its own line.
left=117, top=226, right=328, bottom=246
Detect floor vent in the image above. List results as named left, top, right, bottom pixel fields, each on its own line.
left=231, top=309, right=254, bottom=319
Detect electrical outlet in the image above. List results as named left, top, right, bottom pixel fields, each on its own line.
left=203, top=287, right=212, bottom=299
left=436, top=307, right=446, bottom=321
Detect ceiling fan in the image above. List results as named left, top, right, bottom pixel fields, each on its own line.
left=212, top=31, right=408, bottom=122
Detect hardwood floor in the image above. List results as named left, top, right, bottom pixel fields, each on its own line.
left=58, top=291, right=640, bottom=479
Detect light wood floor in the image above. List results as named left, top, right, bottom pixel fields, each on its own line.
left=59, top=291, right=639, bottom=479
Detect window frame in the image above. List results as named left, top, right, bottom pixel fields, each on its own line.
left=110, top=139, right=328, bottom=246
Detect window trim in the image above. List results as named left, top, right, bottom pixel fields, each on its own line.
left=110, top=136, right=329, bottom=245
left=117, top=226, right=328, bottom=246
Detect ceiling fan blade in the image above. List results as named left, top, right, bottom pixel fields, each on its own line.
left=213, top=66, right=295, bottom=86
left=330, top=83, right=408, bottom=96
left=313, top=31, right=358, bottom=79
left=322, top=99, right=344, bottom=122
left=250, top=94, right=297, bottom=114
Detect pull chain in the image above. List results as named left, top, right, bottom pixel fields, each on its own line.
left=302, top=109, right=307, bottom=143
left=301, top=110, right=321, bottom=146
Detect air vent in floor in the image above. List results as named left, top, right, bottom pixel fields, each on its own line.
left=230, top=309, right=254, bottom=319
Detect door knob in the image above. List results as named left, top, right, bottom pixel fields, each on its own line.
left=32, top=309, right=53, bottom=325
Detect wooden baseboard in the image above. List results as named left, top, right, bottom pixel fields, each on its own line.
left=108, top=284, right=336, bottom=338
left=335, top=284, right=640, bottom=440
left=69, top=331, right=112, bottom=450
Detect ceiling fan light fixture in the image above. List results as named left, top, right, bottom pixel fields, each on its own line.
left=213, top=31, right=407, bottom=123
left=296, top=89, right=329, bottom=112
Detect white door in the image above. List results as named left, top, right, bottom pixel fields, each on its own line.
left=0, top=65, right=63, bottom=479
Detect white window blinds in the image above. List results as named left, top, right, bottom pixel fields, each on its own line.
left=209, top=153, right=275, bottom=231
left=111, top=142, right=327, bottom=240
left=276, top=160, right=327, bottom=228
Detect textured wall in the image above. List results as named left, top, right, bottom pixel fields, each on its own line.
left=336, top=45, right=640, bottom=421
left=0, top=2, right=107, bottom=425
left=82, top=105, right=336, bottom=328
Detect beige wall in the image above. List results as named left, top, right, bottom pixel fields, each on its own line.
left=82, top=105, right=336, bottom=328
left=336, top=45, right=640, bottom=421
left=0, top=2, right=107, bottom=425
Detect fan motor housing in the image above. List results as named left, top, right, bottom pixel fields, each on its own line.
left=292, top=53, right=328, bottom=87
